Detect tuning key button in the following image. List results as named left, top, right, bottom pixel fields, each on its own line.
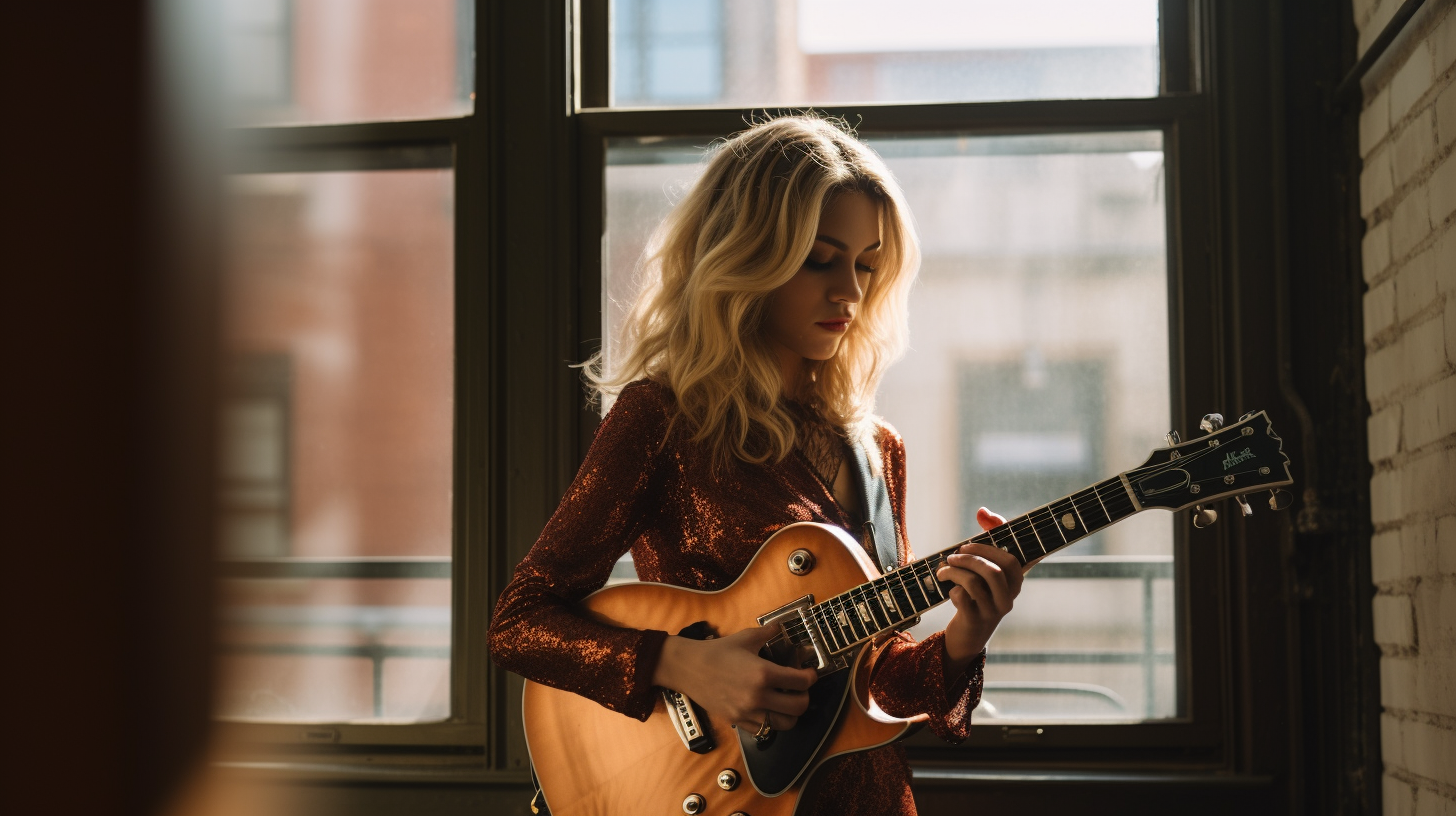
left=1165, top=430, right=1181, bottom=446
left=683, top=793, right=706, bottom=814
left=717, top=770, right=739, bottom=791
left=1200, top=413, right=1225, bottom=433
left=1193, top=506, right=1218, bottom=528
left=1235, top=494, right=1253, bottom=516
left=1268, top=489, right=1292, bottom=510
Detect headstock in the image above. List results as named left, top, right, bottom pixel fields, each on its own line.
left=1126, top=410, right=1294, bottom=522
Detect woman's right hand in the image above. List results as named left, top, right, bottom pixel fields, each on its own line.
left=651, top=624, right=819, bottom=733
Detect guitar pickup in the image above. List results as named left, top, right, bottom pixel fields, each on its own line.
left=661, top=621, right=716, bottom=753
left=661, top=688, right=713, bottom=754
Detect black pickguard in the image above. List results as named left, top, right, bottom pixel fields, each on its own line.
left=736, top=664, right=853, bottom=796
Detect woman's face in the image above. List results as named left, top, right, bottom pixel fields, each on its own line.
left=764, top=190, right=882, bottom=383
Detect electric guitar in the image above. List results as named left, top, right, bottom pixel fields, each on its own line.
left=522, top=411, right=1294, bottom=815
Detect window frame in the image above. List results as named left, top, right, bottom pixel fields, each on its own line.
left=216, top=116, right=497, bottom=774
left=567, top=0, right=1236, bottom=765
left=214, top=0, right=1321, bottom=795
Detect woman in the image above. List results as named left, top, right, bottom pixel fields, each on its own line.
left=488, top=115, right=1024, bottom=815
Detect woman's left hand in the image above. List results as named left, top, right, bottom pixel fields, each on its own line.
left=936, top=506, right=1024, bottom=674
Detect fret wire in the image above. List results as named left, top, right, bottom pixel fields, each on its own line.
left=906, top=561, right=931, bottom=610
left=906, top=562, right=933, bottom=609
left=896, top=570, right=918, bottom=617
left=1000, top=516, right=1035, bottom=556
left=1047, top=501, right=1072, bottom=545
left=1093, top=478, right=1114, bottom=519
left=1064, top=494, right=1090, bottom=535
left=1076, top=485, right=1111, bottom=528
left=988, top=523, right=1027, bottom=564
left=918, top=557, right=946, bottom=604
left=864, top=581, right=891, bottom=629
left=868, top=577, right=891, bottom=626
left=834, top=595, right=858, bottom=642
left=1030, top=507, right=1065, bottom=556
left=889, top=568, right=918, bottom=616
left=881, top=575, right=907, bottom=625
left=1048, top=496, right=1085, bottom=546
left=832, top=599, right=855, bottom=645
left=1023, top=513, right=1049, bottom=555
left=813, top=605, right=842, bottom=652
left=850, top=585, right=867, bottom=638
left=832, top=601, right=853, bottom=648
left=1005, top=522, right=1033, bottom=562
left=1040, top=504, right=1071, bottom=546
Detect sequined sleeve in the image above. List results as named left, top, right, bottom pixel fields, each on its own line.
left=863, top=424, right=985, bottom=743
left=486, top=381, right=672, bottom=721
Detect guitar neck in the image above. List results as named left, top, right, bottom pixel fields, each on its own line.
left=803, top=474, right=1140, bottom=657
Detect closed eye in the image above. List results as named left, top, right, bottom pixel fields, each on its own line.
left=803, top=258, right=878, bottom=273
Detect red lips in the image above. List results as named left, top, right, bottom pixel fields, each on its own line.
left=815, top=319, right=850, bottom=332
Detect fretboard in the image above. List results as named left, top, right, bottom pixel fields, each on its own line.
left=802, top=474, right=1139, bottom=656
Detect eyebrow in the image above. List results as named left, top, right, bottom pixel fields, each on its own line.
left=815, top=235, right=881, bottom=252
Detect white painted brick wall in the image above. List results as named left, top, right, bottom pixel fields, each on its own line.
left=1357, top=0, right=1456, bottom=811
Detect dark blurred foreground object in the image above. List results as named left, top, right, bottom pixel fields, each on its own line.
left=7, top=3, right=221, bottom=815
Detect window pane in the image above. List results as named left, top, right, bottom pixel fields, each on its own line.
left=224, top=0, right=474, bottom=126
left=221, top=169, right=454, bottom=722
left=218, top=578, right=450, bottom=722
left=609, top=0, right=1158, bottom=108
left=601, top=131, right=1176, bottom=723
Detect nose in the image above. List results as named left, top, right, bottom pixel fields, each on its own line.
left=828, top=262, right=864, bottom=304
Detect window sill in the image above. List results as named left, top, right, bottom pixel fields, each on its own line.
left=909, top=765, right=1274, bottom=788
left=214, top=760, right=530, bottom=787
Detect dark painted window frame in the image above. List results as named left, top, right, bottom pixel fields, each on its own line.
left=220, top=4, right=1381, bottom=812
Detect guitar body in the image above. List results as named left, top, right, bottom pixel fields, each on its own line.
left=522, top=522, right=922, bottom=816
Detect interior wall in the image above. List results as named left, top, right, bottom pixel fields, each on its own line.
left=1352, top=1, right=1456, bottom=813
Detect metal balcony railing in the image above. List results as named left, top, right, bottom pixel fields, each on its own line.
left=218, top=554, right=1174, bottom=720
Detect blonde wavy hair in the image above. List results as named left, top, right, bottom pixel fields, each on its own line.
left=585, top=115, right=921, bottom=466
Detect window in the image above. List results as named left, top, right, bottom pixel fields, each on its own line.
left=577, top=0, right=1219, bottom=762
left=215, top=1, right=485, bottom=767
left=213, top=0, right=1303, bottom=798
left=606, top=0, right=1161, bottom=108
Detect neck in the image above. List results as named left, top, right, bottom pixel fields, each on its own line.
left=801, top=474, right=1141, bottom=659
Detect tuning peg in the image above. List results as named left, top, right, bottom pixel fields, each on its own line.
left=1193, top=505, right=1218, bottom=528
left=1234, top=494, right=1253, bottom=516
left=1239, top=410, right=1257, bottom=422
left=1268, top=489, right=1292, bottom=510
left=1199, top=413, right=1225, bottom=433
left=1165, top=430, right=1181, bottom=446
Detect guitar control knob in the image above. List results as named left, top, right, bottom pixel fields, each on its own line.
left=682, top=793, right=706, bottom=814
left=717, top=769, right=739, bottom=790
left=1200, top=413, right=1224, bottom=433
